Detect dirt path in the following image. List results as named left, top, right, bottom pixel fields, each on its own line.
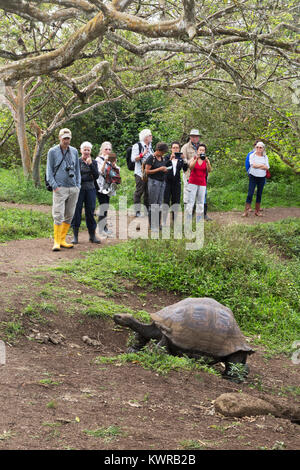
left=0, top=202, right=299, bottom=451
left=1, top=202, right=299, bottom=274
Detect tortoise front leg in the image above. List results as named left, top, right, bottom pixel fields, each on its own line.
left=223, top=352, right=249, bottom=383
left=156, top=334, right=170, bottom=354
left=127, top=333, right=149, bottom=353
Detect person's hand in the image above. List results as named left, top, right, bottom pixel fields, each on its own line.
left=86, top=157, right=92, bottom=165
left=142, top=145, right=149, bottom=157
left=161, top=166, right=168, bottom=173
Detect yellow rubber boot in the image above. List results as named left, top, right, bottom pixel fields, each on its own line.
left=52, top=224, right=61, bottom=251
left=60, top=222, right=74, bottom=248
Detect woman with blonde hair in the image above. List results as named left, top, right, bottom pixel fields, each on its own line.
left=95, top=141, right=119, bottom=236
left=242, top=141, right=269, bottom=217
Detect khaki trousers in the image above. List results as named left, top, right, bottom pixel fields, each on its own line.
left=52, top=186, right=80, bottom=225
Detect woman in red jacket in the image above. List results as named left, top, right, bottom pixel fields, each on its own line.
left=186, top=143, right=212, bottom=223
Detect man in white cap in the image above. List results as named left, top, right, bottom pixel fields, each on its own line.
left=46, top=128, right=81, bottom=251
left=181, top=129, right=212, bottom=220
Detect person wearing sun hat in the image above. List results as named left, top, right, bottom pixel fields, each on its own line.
left=46, top=128, right=81, bottom=251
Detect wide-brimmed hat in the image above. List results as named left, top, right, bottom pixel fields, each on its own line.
left=59, top=128, right=72, bottom=139
left=190, top=129, right=200, bottom=136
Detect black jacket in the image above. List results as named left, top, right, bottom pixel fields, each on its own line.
left=79, top=158, right=99, bottom=190
left=164, top=154, right=188, bottom=184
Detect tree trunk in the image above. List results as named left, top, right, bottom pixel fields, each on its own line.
left=15, top=82, right=32, bottom=177
left=31, top=121, right=50, bottom=187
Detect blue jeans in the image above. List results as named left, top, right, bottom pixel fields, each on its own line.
left=246, top=175, right=265, bottom=204
left=71, top=188, right=97, bottom=233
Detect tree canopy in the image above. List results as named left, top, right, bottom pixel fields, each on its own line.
left=0, top=1, right=299, bottom=178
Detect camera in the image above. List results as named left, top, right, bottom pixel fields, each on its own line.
left=174, top=152, right=183, bottom=159
left=199, top=153, right=206, bottom=160
left=66, top=165, right=75, bottom=178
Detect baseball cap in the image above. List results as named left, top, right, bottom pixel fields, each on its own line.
left=59, top=128, right=72, bottom=139
left=190, top=129, right=200, bottom=136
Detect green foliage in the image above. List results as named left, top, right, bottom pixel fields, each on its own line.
left=66, top=91, right=168, bottom=159
left=0, top=207, right=52, bottom=242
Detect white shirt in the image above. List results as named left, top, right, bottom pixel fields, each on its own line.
left=172, top=158, right=178, bottom=176
left=249, top=153, right=269, bottom=177
left=131, top=142, right=153, bottom=177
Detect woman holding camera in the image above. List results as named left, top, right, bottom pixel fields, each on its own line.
left=163, top=141, right=188, bottom=225
left=186, top=143, right=211, bottom=222
left=95, top=141, right=119, bottom=237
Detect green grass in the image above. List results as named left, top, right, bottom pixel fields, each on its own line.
left=54, top=220, right=300, bottom=353
left=95, top=345, right=220, bottom=376
left=83, top=425, right=124, bottom=441
left=0, top=207, right=53, bottom=242
left=0, top=168, right=52, bottom=205
left=73, top=296, right=150, bottom=321
left=239, top=218, right=300, bottom=259
left=0, top=320, right=24, bottom=342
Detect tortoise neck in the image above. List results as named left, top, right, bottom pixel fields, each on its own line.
left=129, top=318, right=161, bottom=341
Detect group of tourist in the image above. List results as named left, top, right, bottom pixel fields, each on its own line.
left=46, top=127, right=270, bottom=251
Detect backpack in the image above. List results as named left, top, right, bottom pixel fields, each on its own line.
left=126, top=142, right=143, bottom=171
left=245, top=151, right=252, bottom=173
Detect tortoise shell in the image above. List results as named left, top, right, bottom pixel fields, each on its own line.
left=150, top=298, right=253, bottom=358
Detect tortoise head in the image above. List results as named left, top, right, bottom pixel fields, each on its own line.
left=113, top=313, right=135, bottom=327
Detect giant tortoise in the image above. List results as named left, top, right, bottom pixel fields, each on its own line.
left=114, top=297, right=254, bottom=381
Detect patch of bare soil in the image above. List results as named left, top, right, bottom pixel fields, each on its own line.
left=0, top=204, right=299, bottom=451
